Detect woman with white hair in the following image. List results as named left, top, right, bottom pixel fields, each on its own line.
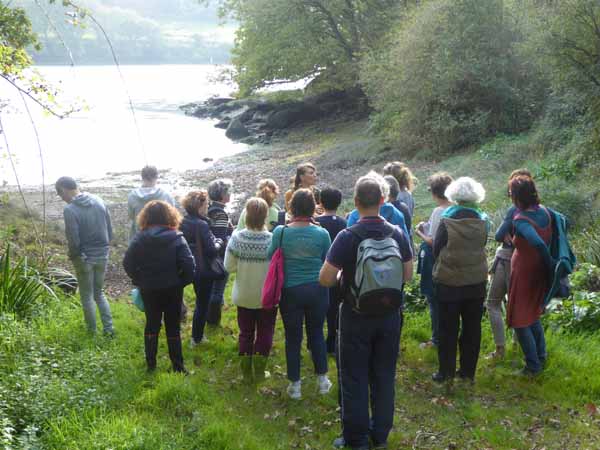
left=431, top=177, right=489, bottom=386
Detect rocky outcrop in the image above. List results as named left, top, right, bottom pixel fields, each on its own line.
left=180, top=88, right=369, bottom=145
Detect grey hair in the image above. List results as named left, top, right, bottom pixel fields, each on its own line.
left=383, top=175, right=400, bottom=200
left=445, top=177, right=486, bottom=204
left=208, top=178, right=233, bottom=201
left=354, top=171, right=389, bottom=207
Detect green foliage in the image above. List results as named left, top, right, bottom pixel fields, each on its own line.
left=217, top=0, right=407, bottom=95
left=570, top=263, right=600, bottom=292
left=361, top=0, right=546, bottom=155
left=576, top=224, right=600, bottom=267
left=0, top=1, right=38, bottom=76
left=546, top=291, right=600, bottom=333
left=0, top=243, right=57, bottom=319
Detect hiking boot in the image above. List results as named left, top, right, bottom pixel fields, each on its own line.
left=144, top=334, right=159, bottom=372
left=240, top=355, right=254, bottom=385
left=253, top=355, right=269, bottom=384
left=287, top=381, right=302, bottom=400
left=485, top=345, right=505, bottom=360
left=332, top=436, right=368, bottom=450
left=419, top=340, right=436, bottom=350
left=431, top=372, right=446, bottom=383
left=167, top=335, right=186, bottom=373
left=317, top=374, right=333, bottom=395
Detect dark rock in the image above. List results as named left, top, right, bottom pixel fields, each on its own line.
left=215, top=118, right=231, bottom=129
left=207, top=97, right=234, bottom=106
left=239, top=136, right=259, bottom=145
left=239, top=108, right=257, bottom=123
left=266, top=103, right=323, bottom=129
left=203, top=157, right=213, bottom=163
left=225, top=118, right=250, bottom=140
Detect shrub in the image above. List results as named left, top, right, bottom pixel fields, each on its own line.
left=361, top=0, right=546, bottom=155
left=546, top=291, right=600, bottom=333
left=0, top=244, right=57, bottom=319
left=570, top=263, right=600, bottom=292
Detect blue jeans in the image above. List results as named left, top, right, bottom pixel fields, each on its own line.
left=338, top=303, right=402, bottom=448
left=279, top=282, right=329, bottom=382
left=72, top=258, right=113, bottom=333
left=515, top=320, right=546, bottom=373
left=209, top=274, right=228, bottom=305
left=192, top=276, right=213, bottom=342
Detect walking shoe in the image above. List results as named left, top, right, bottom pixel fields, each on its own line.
left=317, top=374, right=332, bottom=394
left=419, top=340, right=435, bottom=349
left=253, top=355, right=269, bottom=384
left=485, top=345, right=505, bottom=360
left=287, top=381, right=302, bottom=400
left=240, top=356, right=254, bottom=385
left=431, top=372, right=446, bottom=383
left=332, top=436, right=368, bottom=450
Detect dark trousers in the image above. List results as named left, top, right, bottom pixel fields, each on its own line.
left=437, top=297, right=484, bottom=380
left=326, top=286, right=341, bottom=354
left=279, top=282, right=329, bottom=382
left=237, top=306, right=278, bottom=356
left=192, top=276, right=213, bottom=343
left=141, top=286, right=185, bottom=372
left=338, top=303, right=402, bottom=448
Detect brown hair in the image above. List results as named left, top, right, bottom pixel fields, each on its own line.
left=245, top=197, right=269, bottom=230
left=292, top=163, right=316, bottom=190
left=510, top=176, right=540, bottom=210
left=181, top=190, right=209, bottom=216
left=428, top=172, right=454, bottom=200
left=383, top=162, right=415, bottom=191
left=137, top=200, right=182, bottom=230
left=509, top=168, right=533, bottom=180
left=290, top=188, right=316, bottom=217
left=141, top=165, right=158, bottom=181
left=382, top=161, right=405, bottom=178
left=256, top=179, right=279, bottom=207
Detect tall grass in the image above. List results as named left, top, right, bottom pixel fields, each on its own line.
left=0, top=243, right=57, bottom=319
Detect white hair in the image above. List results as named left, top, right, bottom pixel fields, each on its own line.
left=445, top=177, right=485, bottom=204
left=363, top=170, right=390, bottom=199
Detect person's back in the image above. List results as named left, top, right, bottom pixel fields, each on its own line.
left=64, top=192, right=112, bottom=260
left=124, top=226, right=194, bottom=291
left=128, top=186, right=174, bottom=239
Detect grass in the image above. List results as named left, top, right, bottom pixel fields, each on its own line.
left=2, top=280, right=600, bottom=450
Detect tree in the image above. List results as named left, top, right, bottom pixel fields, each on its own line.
left=0, top=1, right=39, bottom=78
left=361, top=0, right=547, bottom=154
left=208, top=0, right=407, bottom=95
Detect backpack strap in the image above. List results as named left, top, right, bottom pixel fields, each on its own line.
left=347, top=222, right=394, bottom=242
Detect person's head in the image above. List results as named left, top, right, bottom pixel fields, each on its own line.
left=141, top=165, right=159, bottom=186
left=383, top=176, right=400, bottom=202
left=509, top=168, right=532, bottom=180
left=55, top=176, right=79, bottom=203
left=244, top=197, right=269, bottom=231
left=427, top=172, right=454, bottom=201
left=256, top=179, right=279, bottom=207
left=289, top=188, right=316, bottom=218
left=137, top=200, right=182, bottom=231
left=181, top=190, right=210, bottom=217
left=445, top=177, right=486, bottom=205
left=354, top=171, right=387, bottom=212
left=397, top=166, right=416, bottom=192
left=382, top=161, right=405, bottom=178
left=319, top=186, right=342, bottom=212
left=293, top=163, right=317, bottom=190
left=208, top=178, right=233, bottom=203
left=507, top=168, right=533, bottom=197
left=509, top=176, right=540, bottom=210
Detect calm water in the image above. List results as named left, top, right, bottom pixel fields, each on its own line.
left=0, top=65, right=246, bottom=186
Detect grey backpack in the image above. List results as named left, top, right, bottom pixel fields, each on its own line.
left=348, top=225, right=405, bottom=315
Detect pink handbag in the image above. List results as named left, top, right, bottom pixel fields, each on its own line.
left=262, top=226, right=286, bottom=309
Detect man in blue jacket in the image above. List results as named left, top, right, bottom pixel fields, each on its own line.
left=56, top=176, right=114, bottom=336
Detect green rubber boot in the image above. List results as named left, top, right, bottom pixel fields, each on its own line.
left=253, top=355, right=269, bottom=384
left=240, top=356, right=254, bottom=385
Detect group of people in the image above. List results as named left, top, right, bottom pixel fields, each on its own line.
left=54, top=159, right=557, bottom=450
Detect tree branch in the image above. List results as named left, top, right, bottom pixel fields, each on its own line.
left=0, top=74, right=72, bottom=119
left=305, top=0, right=355, bottom=60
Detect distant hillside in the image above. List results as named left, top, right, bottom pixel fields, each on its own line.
left=13, top=0, right=234, bottom=65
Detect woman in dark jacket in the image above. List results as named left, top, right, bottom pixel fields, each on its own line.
left=432, top=177, right=489, bottom=386
left=180, top=190, right=223, bottom=346
left=123, top=200, right=195, bottom=373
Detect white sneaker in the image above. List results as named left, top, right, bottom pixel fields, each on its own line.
left=287, top=381, right=302, bottom=400
left=317, top=375, right=332, bottom=395
left=190, top=338, right=199, bottom=348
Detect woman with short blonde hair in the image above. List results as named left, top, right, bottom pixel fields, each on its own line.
left=225, top=197, right=275, bottom=383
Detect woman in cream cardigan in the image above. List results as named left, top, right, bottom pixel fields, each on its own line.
left=224, top=197, right=274, bottom=384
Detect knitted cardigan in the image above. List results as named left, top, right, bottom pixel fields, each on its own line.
left=224, top=229, right=272, bottom=309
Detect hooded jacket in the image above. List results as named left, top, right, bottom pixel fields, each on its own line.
left=63, top=193, right=112, bottom=260
left=123, top=226, right=195, bottom=290
left=180, top=214, right=221, bottom=268
left=127, top=187, right=175, bottom=240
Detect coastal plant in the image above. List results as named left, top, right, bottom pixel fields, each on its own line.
left=0, top=243, right=57, bottom=319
